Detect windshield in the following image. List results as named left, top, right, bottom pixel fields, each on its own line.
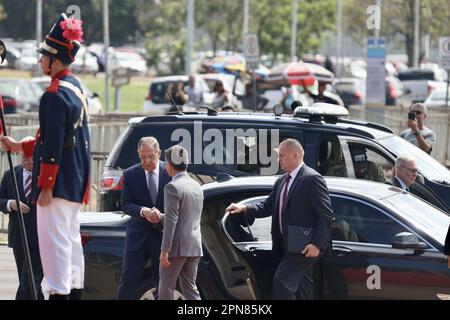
left=384, top=192, right=450, bottom=246
left=378, top=135, right=450, bottom=183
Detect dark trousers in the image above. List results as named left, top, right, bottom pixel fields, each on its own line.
left=116, top=231, right=162, bottom=300
left=272, top=254, right=314, bottom=300
left=12, top=244, right=44, bottom=300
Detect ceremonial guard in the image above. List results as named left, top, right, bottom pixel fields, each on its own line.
left=1, top=13, right=90, bottom=300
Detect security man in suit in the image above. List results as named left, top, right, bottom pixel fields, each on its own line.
left=0, top=13, right=90, bottom=300
left=116, top=137, right=171, bottom=300
left=227, top=138, right=334, bottom=300
left=0, top=155, right=44, bottom=300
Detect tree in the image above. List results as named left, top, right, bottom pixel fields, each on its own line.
left=250, top=0, right=336, bottom=59
left=345, top=0, right=450, bottom=66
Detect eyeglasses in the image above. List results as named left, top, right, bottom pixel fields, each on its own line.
left=401, top=166, right=418, bottom=174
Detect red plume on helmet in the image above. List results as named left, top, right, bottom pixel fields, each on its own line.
left=60, top=18, right=84, bottom=43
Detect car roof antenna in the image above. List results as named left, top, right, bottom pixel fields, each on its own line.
left=165, top=87, right=183, bottom=115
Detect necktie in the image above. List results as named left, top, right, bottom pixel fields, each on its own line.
left=147, top=171, right=157, bottom=205
left=24, top=173, right=32, bottom=202
left=279, top=174, right=291, bottom=234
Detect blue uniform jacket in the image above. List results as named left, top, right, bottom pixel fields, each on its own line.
left=27, top=69, right=90, bottom=204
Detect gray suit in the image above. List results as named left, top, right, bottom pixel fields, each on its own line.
left=158, top=172, right=204, bottom=300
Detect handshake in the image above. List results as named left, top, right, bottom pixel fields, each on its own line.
left=142, top=207, right=162, bottom=224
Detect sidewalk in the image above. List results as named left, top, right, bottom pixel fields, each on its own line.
left=0, top=232, right=7, bottom=246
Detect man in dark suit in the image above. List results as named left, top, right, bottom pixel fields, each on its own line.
left=0, top=155, right=44, bottom=300
left=392, top=155, right=418, bottom=191
left=116, top=136, right=171, bottom=300
left=227, top=138, right=334, bottom=300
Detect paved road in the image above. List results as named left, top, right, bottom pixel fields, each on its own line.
left=0, top=245, right=18, bottom=300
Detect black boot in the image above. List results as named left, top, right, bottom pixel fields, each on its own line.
left=69, top=288, right=83, bottom=300
left=49, top=294, right=69, bottom=300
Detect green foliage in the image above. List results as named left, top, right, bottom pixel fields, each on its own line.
left=345, top=0, right=450, bottom=66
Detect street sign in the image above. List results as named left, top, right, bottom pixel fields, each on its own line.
left=112, top=68, right=131, bottom=87
left=243, top=33, right=259, bottom=66
left=439, top=37, right=450, bottom=70
left=365, top=37, right=386, bottom=106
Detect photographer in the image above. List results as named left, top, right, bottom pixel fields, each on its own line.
left=400, top=103, right=436, bottom=154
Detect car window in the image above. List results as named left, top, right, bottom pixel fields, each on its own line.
left=203, top=128, right=293, bottom=176
left=398, top=70, right=435, bottom=81
left=331, top=195, right=408, bottom=245
left=318, top=139, right=347, bottom=177
left=222, top=196, right=271, bottom=243
left=225, top=193, right=411, bottom=246
left=378, top=135, right=450, bottom=184
left=150, top=80, right=188, bottom=104
left=346, top=143, right=392, bottom=183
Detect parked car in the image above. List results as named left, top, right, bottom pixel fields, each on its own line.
left=424, top=86, right=450, bottom=112
left=385, top=76, right=413, bottom=107
left=398, top=68, right=445, bottom=103
left=99, top=105, right=450, bottom=213
left=109, top=48, right=147, bottom=76
left=18, top=47, right=38, bottom=71
left=70, top=46, right=99, bottom=75
left=334, top=78, right=365, bottom=107
left=82, top=176, right=450, bottom=300
left=335, top=77, right=412, bottom=108
left=143, top=75, right=212, bottom=114
left=0, top=78, right=44, bottom=113
left=31, top=77, right=102, bottom=114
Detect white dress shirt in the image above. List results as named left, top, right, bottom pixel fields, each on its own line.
left=278, top=163, right=304, bottom=233
left=140, top=163, right=160, bottom=217
left=7, top=168, right=32, bottom=212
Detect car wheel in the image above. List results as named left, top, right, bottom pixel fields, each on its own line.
left=139, top=287, right=185, bottom=300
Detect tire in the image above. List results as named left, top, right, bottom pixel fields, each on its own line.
left=139, top=286, right=185, bottom=300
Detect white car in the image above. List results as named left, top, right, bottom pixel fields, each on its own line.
left=424, top=86, right=450, bottom=112
left=31, top=77, right=102, bottom=114
left=70, top=46, right=99, bottom=74
left=143, top=75, right=211, bottom=114
left=110, top=49, right=147, bottom=76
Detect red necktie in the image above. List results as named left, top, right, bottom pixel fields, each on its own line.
left=279, top=174, right=291, bottom=234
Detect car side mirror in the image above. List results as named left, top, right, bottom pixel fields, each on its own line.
left=392, top=232, right=427, bottom=250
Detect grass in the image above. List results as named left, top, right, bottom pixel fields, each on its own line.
left=83, top=75, right=151, bottom=113
left=0, top=68, right=152, bottom=112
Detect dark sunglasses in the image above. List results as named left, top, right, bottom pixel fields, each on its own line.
left=412, top=110, right=423, bottom=115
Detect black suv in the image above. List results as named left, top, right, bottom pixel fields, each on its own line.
left=100, top=105, right=450, bottom=212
